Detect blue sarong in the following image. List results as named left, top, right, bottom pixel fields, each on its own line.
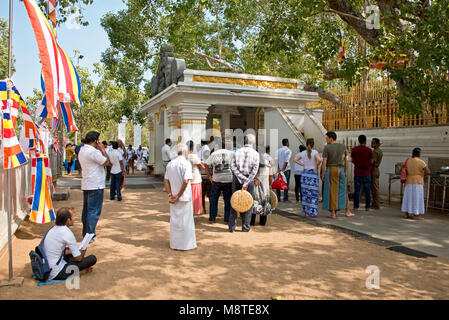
left=301, top=169, right=319, bottom=216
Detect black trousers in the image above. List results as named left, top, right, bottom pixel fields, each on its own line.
left=53, top=254, right=97, bottom=280
left=294, top=174, right=302, bottom=201
left=250, top=214, right=267, bottom=226
left=67, top=161, right=73, bottom=174
left=229, top=175, right=254, bottom=232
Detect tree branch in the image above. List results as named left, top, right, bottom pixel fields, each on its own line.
left=303, top=83, right=347, bottom=106
left=327, top=0, right=380, bottom=46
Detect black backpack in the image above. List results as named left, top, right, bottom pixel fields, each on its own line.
left=29, top=227, right=54, bottom=282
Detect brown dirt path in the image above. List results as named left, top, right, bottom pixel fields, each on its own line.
left=1, top=186, right=449, bottom=299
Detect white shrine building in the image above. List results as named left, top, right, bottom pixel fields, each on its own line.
left=141, top=68, right=327, bottom=176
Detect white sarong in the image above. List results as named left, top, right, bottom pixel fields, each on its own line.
left=170, top=200, right=197, bottom=250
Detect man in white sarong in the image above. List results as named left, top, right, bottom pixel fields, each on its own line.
left=164, top=144, right=197, bottom=251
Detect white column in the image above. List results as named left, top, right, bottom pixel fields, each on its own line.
left=166, top=107, right=181, bottom=143
left=134, top=123, right=142, bottom=147
left=177, top=103, right=210, bottom=146
left=155, top=110, right=165, bottom=175
left=222, top=110, right=230, bottom=132
left=118, top=116, right=127, bottom=144
left=147, top=116, right=154, bottom=165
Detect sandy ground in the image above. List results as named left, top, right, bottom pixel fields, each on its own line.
left=1, top=184, right=449, bottom=300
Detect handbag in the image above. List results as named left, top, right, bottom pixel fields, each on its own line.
left=400, top=158, right=409, bottom=184
left=271, top=172, right=288, bottom=190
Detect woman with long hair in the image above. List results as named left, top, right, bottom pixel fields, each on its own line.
left=401, top=148, right=431, bottom=220
left=295, top=138, right=322, bottom=217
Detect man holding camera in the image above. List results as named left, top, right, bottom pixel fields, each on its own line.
left=78, top=131, right=110, bottom=241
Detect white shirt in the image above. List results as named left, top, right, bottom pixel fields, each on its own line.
left=205, top=149, right=234, bottom=183
left=299, top=150, right=319, bottom=170
left=109, top=149, right=123, bottom=174
left=78, top=144, right=107, bottom=190
left=43, top=226, right=81, bottom=281
left=165, top=156, right=193, bottom=202
left=276, top=146, right=292, bottom=171
left=188, top=153, right=202, bottom=184
left=198, top=145, right=210, bottom=161
left=294, top=152, right=304, bottom=175
left=126, top=148, right=135, bottom=160
left=162, top=144, right=171, bottom=162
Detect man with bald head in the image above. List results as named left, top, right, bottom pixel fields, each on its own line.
left=164, top=143, right=197, bottom=251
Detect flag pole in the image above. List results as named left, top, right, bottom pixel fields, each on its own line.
left=0, top=0, right=24, bottom=289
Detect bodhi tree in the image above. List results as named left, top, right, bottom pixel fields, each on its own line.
left=53, top=0, right=449, bottom=119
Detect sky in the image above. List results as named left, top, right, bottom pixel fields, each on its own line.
left=0, top=0, right=127, bottom=99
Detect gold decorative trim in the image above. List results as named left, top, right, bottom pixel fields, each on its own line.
left=180, top=119, right=207, bottom=125
left=168, top=121, right=181, bottom=128
left=154, top=104, right=167, bottom=123
left=193, top=75, right=298, bottom=90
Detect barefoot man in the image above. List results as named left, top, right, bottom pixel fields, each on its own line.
left=164, top=144, right=197, bottom=251
left=321, top=131, right=354, bottom=219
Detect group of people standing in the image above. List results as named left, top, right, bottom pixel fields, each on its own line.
left=163, top=134, right=275, bottom=251
left=278, top=132, right=383, bottom=219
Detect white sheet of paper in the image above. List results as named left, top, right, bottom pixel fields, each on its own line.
left=79, top=233, right=95, bottom=251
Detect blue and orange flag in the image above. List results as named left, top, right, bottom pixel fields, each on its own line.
left=338, top=31, right=346, bottom=65
left=1, top=81, right=28, bottom=169
left=59, top=101, right=78, bottom=132
left=30, top=157, right=55, bottom=224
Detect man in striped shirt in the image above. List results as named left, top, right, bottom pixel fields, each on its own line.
left=229, top=134, right=260, bottom=232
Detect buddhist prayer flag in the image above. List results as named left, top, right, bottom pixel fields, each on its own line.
left=59, top=101, right=78, bottom=132
left=24, top=0, right=59, bottom=119
left=338, top=31, right=346, bottom=65
left=31, top=157, right=53, bottom=195
left=370, top=53, right=409, bottom=70
left=1, top=81, right=18, bottom=128
left=47, top=0, right=57, bottom=28
left=1, top=81, right=28, bottom=169
left=30, top=157, right=55, bottom=224
left=57, top=44, right=82, bottom=106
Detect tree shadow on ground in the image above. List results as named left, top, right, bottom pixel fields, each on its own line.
left=1, top=188, right=449, bottom=300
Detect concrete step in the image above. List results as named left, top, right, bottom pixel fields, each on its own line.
left=52, top=188, right=70, bottom=201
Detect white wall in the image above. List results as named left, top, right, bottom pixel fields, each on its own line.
left=336, top=126, right=449, bottom=201
left=265, top=108, right=302, bottom=190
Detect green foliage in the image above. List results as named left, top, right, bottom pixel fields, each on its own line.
left=71, top=64, right=125, bottom=139
left=100, top=0, right=449, bottom=116
left=36, top=0, right=94, bottom=26
left=0, top=17, right=15, bottom=79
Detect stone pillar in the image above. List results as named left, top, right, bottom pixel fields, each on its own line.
left=221, top=110, right=230, bottom=137
left=154, top=109, right=165, bottom=175
left=147, top=116, right=154, bottom=165
left=134, top=123, right=142, bottom=147
left=166, top=106, right=181, bottom=143
left=118, top=116, right=127, bottom=144
left=177, top=103, right=210, bottom=146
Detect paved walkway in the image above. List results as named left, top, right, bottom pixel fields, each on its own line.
left=276, top=196, right=449, bottom=260
left=55, top=171, right=163, bottom=189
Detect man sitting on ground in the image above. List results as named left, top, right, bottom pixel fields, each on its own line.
left=43, top=207, right=97, bottom=281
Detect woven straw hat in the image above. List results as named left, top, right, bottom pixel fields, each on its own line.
left=231, top=190, right=253, bottom=213
left=270, top=190, right=278, bottom=210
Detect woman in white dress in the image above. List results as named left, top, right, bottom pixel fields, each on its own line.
left=136, top=145, right=144, bottom=171
left=401, top=148, right=431, bottom=220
